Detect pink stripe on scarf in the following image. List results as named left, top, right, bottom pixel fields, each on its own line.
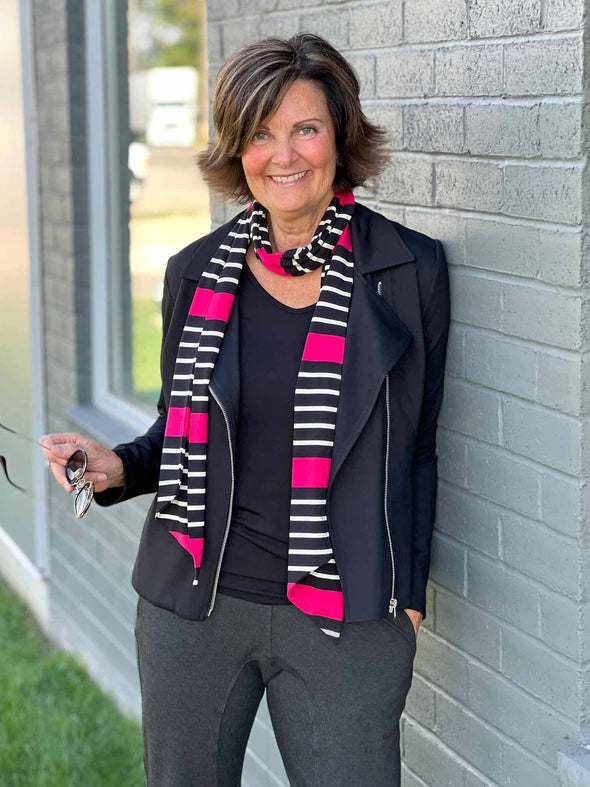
left=292, top=456, right=331, bottom=488
left=189, top=412, right=208, bottom=442
left=302, top=332, right=345, bottom=364
left=165, top=407, right=190, bottom=437
left=287, top=582, right=344, bottom=620
left=189, top=286, right=214, bottom=316
left=339, top=224, right=352, bottom=252
left=170, top=531, right=204, bottom=568
left=207, top=291, right=235, bottom=322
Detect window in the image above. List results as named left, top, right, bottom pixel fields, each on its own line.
left=85, top=0, right=209, bottom=431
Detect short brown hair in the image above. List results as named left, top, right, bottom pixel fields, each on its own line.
left=197, top=33, right=390, bottom=203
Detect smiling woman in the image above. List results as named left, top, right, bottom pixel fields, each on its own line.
left=39, top=32, right=450, bottom=787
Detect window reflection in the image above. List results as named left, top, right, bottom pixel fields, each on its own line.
left=118, top=0, right=209, bottom=413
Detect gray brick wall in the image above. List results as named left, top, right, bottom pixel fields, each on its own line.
left=207, top=2, right=590, bottom=785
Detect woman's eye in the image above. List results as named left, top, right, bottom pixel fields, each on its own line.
left=253, top=131, right=268, bottom=141
left=300, top=126, right=317, bottom=136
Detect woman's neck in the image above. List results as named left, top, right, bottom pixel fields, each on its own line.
left=267, top=194, right=334, bottom=252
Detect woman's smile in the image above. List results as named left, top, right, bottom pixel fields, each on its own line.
left=266, top=170, right=310, bottom=185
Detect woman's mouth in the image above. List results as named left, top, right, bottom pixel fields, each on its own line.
left=267, top=170, right=309, bottom=185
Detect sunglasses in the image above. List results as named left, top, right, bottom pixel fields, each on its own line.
left=0, top=421, right=94, bottom=518
left=64, top=449, right=94, bottom=518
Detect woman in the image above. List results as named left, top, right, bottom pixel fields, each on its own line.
left=40, top=33, right=450, bottom=787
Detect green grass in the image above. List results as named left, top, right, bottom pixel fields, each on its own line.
left=131, top=296, right=162, bottom=410
left=0, top=579, right=145, bottom=786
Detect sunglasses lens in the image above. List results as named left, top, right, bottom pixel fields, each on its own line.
left=65, top=449, right=86, bottom=485
left=74, top=481, right=94, bottom=518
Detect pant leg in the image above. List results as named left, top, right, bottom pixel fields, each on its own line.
left=266, top=605, right=417, bottom=787
left=133, top=593, right=269, bottom=787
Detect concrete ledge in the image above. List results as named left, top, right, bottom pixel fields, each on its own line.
left=0, top=525, right=50, bottom=637
left=559, top=748, right=590, bottom=787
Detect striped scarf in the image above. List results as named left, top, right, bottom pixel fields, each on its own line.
left=155, top=189, right=355, bottom=640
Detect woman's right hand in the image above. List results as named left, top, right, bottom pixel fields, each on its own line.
left=38, top=432, right=125, bottom=494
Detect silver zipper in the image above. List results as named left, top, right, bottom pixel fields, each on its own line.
left=377, top=280, right=397, bottom=618
left=207, top=386, right=235, bottom=617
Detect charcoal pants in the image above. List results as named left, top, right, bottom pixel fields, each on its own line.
left=134, top=590, right=417, bottom=786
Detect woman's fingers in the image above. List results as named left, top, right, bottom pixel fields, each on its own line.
left=40, top=442, right=84, bottom=467
left=49, top=461, right=74, bottom=492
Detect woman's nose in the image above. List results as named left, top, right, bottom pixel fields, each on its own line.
left=271, top=139, right=297, bottom=167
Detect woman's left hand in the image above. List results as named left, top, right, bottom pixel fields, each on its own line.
left=404, top=608, right=423, bottom=638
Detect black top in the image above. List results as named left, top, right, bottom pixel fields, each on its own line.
left=217, top=262, right=316, bottom=604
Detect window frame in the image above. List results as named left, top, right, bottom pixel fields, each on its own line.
left=83, top=0, right=154, bottom=439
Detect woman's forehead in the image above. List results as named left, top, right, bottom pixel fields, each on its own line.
left=260, top=79, right=330, bottom=125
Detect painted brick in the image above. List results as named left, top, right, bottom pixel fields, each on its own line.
left=503, top=397, right=580, bottom=474
left=435, top=587, right=501, bottom=668
left=430, top=531, right=466, bottom=597
left=466, top=551, right=540, bottom=635
left=378, top=154, right=433, bottom=205
left=504, top=37, right=583, bottom=96
left=240, top=0, right=280, bottom=12
left=465, top=331, right=536, bottom=400
left=437, top=430, right=467, bottom=487
left=468, top=0, right=540, bottom=37
left=503, top=164, right=582, bottom=225
left=545, top=0, right=584, bottom=30
left=468, top=661, right=578, bottom=767
left=414, top=627, right=470, bottom=703
left=539, top=589, right=579, bottom=662
left=364, top=103, right=403, bottom=149
left=538, top=228, right=581, bottom=288
left=405, top=103, right=464, bottom=153
left=301, top=8, right=349, bottom=48
left=503, top=625, right=578, bottom=718
left=444, top=325, right=465, bottom=377
left=540, top=100, right=582, bottom=159
left=538, top=353, right=580, bottom=417
left=541, top=472, right=580, bottom=538
left=502, top=742, right=561, bottom=787
left=403, top=720, right=468, bottom=786
left=435, top=44, right=503, bottom=96
left=207, top=23, right=222, bottom=63
left=449, top=270, right=502, bottom=331
left=465, top=102, right=539, bottom=158
left=404, top=210, right=466, bottom=265
left=376, top=49, right=434, bottom=98
left=439, top=377, right=500, bottom=444
left=405, top=673, right=436, bottom=727
left=206, top=0, right=239, bottom=21
left=502, top=513, right=578, bottom=596
left=437, top=483, right=500, bottom=558
left=349, top=1, right=402, bottom=49
left=346, top=53, right=375, bottom=99
left=259, top=13, right=301, bottom=38
left=404, top=0, right=467, bottom=43
left=436, top=159, right=502, bottom=213
left=435, top=693, right=502, bottom=781
left=502, top=282, right=581, bottom=350
left=222, top=19, right=260, bottom=57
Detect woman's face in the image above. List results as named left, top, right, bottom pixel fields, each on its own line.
left=240, top=79, right=338, bottom=223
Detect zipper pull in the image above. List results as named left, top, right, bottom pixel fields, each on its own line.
left=389, top=597, right=397, bottom=617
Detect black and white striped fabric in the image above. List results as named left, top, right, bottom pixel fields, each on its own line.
left=155, top=189, right=356, bottom=640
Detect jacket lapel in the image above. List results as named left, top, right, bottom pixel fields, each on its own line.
left=178, top=202, right=416, bottom=484
left=328, top=204, right=415, bottom=485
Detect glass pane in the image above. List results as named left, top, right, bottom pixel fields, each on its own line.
left=111, top=0, right=209, bottom=415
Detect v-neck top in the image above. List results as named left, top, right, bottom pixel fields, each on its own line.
left=217, top=263, right=317, bottom=604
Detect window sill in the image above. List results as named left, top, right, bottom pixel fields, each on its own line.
left=68, top=399, right=154, bottom=448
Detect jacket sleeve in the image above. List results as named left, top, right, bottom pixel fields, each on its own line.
left=93, top=263, right=176, bottom=507
left=408, top=239, right=451, bottom=619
